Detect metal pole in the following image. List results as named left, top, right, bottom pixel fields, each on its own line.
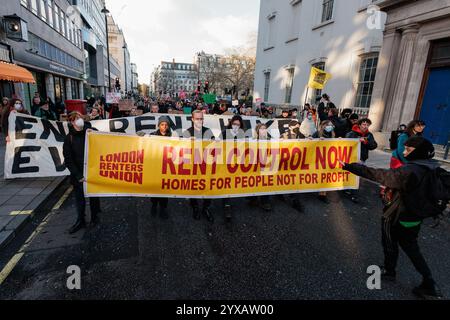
left=104, top=12, right=111, bottom=92
left=123, top=47, right=128, bottom=94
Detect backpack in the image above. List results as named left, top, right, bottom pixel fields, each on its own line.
left=416, top=167, right=450, bottom=219
left=390, top=130, right=401, bottom=150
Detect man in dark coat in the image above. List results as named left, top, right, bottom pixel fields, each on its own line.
left=182, top=110, right=215, bottom=222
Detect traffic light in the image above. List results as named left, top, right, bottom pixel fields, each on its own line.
left=115, top=78, right=121, bottom=91
left=204, top=81, right=209, bottom=93
left=197, top=81, right=201, bottom=93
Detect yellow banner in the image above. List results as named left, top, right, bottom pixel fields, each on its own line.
left=84, top=132, right=360, bottom=198
left=307, top=67, right=332, bottom=90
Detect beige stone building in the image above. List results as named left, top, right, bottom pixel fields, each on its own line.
left=369, top=0, right=450, bottom=147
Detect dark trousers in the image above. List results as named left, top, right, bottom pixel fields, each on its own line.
left=382, top=217, right=433, bottom=280
left=152, top=198, right=168, bottom=208
left=190, top=199, right=211, bottom=209
left=73, top=181, right=100, bottom=221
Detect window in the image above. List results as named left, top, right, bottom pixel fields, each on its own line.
left=264, top=72, right=270, bottom=102
left=266, top=16, right=276, bottom=49
left=60, top=9, right=66, bottom=37
left=66, top=17, right=71, bottom=41
left=285, top=68, right=295, bottom=104
left=312, top=62, right=325, bottom=100
left=47, top=0, right=53, bottom=27
left=355, top=54, right=378, bottom=109
left=21, top=0, right=28, bottom=7
left=54, top=5, right=60, bottom=31
left=289, top=1, right=301, bottom=41
left=30, top=0, right=38, bottom=14
left=321, top=0, right=334, bottom=23
left=39, top=0, right=47, bottom=22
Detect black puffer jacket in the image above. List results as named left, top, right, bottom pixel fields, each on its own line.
left=63, top=122, right=96, bottom=182
left=343, top=160, right=441, bottom=222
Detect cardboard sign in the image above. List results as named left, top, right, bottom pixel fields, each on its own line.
left=119, top=99, right=135, bottom=111
left=106, top=92, right=121, bottom=104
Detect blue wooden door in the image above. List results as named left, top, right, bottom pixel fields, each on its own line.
left=419, top=67, right=450, bottom=145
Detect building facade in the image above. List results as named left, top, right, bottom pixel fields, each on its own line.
left=369, top=0, right=450, bottom=147
left=131, top=62, right=138, bottom=94
left=107, top=15, right=131, bottom=95
left=1, top=0, right=85, bottom=111
left=254, top=0, right=384, bottom=113
left=71, top=0, right=110, bottom=97
left=155, top=60, right=197, bottom=98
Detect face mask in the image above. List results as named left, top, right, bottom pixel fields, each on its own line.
left=325, top=126, right=334, bottom=133
left=75, top=118, right=84, bottom=128
left=232, top=125, right=240, bottom=132
left=307, top=115, right=313, bottom=121
left=14, top=103, right=22, bottom=111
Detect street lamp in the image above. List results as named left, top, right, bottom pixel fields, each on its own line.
left=122, top=44, right=128, bottom=94
left=101, top=6, right=111, bottom=93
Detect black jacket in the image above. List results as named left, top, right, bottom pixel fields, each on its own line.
left=343, top=160, right=441, bottom=222
left=220, top=129, right=247, bottom=140
left=182, top=126, right=215, bottom=140
left=63, top=122, right=96, bottom=182
left=345, top=126, right=378, bottom=162
left=151, top=129, right=172, bottom=137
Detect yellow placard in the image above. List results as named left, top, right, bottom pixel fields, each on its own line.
left=307, top=67, right=332, bottom=90
left=84, top=132, right=360, bottom=198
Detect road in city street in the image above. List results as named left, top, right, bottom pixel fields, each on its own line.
left=0, top=167, right=449, bottom=300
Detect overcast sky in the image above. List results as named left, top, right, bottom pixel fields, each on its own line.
left=106, top=0, right=260, bottom=85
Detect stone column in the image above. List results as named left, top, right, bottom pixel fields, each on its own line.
left=65, top=78, right=73, bottom=100
left=369, top=28, right=402, bottom=132
left=385, top=24, right=420, bottom=131
left=45, top=74, right=55, bottom=102
left=78, top=81, right=84, bottom=100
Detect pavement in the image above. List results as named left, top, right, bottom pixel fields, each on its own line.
left=0, top=133, right=67, bottom=250
left=0, top=149, right=449, bottom=300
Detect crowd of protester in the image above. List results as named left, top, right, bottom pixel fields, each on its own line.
left=1, top=91, right=444, bottom=299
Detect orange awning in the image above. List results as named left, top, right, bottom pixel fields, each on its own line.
left=0, top=61, right=35, bottom=84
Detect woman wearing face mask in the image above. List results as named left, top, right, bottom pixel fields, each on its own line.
left=282, top=120, right=305, bottom=140
left=391, top=120, right=426, bottom=169
left=3, top=99, right=30, bottom=142
left=149, top=116, right=172, bottom=219
left=313, top=120, right=336, bottom=204
left=63, top=112, right=101, bottom=234
left=300, top=112, right=318, bottom=138
left=220, top=115, right=247, bottom=223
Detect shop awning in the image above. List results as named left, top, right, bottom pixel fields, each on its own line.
left=0, top=61, right=35, bottom=84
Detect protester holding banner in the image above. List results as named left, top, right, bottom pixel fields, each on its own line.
left=150, top=116, right=172, bottom=219
left=253, top=123, right=273, bottom=212
left=182, top=110, right=215, bottom=222
left=3, top=99, right=29, bottom=142
left=313, top=120, right=336, bottom=204
left=63, top=111, right=101, bottom=234
left=282, top=120, right=305, bottom=140
left=219, top=115, right=248, bottom=223
left=282, top=121, right=305, bottom=213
